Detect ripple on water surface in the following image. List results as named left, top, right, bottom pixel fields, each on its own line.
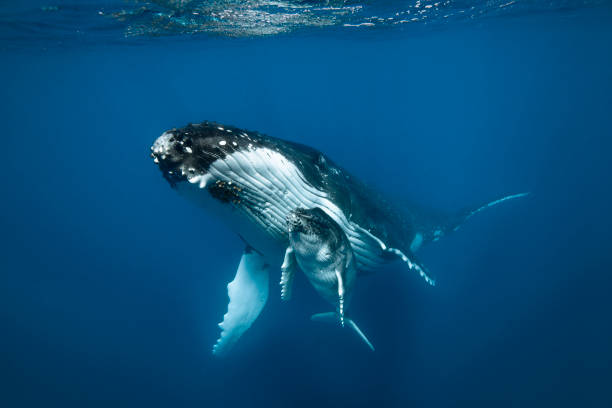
left=0, top=0, right=607, bottom=46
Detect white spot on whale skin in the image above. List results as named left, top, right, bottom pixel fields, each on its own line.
left=219, top=140, right=227, bottom=146
left=185, top=146, right=193, bottom=154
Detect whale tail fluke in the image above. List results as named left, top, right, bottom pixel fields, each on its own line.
left=428, top=192, right=530, bottom=242
left=311, top=312, right=375, bottom=351
left=458, top=192, right=530, bottom=227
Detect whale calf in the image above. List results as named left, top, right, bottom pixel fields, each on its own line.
left=150, top=121, right=526, bottom=355
left=283, top=207, right=374, bottom=350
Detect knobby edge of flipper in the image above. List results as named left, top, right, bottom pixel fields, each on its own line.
left=280, top=246, right=296, bottom=301
left=311, top=312, right=375, bottom=351
left=356, top=225, right=436, bottom=286
left=212, top=247, right=270, bottom=357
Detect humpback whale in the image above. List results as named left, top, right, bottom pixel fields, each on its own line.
left=284, top=207, right=374, bottom=351
left=150, top=121, right=526, bottom=356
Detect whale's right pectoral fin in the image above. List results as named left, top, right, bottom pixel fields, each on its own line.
left=311, top=312, right=375, bottom=352
left=280, top=246, right=296, bottom=301
left=346, top=319, right=375, bottom=352
left=212, top=247, right=269, bottom=357
left=355, top=224, right=435, bottom=286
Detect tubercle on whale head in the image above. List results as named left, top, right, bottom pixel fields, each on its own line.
left=150, top=130, right=192, bottom=187
left=149, top=121, right=257, bottom=188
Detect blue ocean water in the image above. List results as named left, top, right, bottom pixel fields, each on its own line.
left=1, top=1, right=611, bottom=406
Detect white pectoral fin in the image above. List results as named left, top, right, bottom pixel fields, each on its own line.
left=212, top=248, right=270, bottom=357
left=355, top=225, right=435, bottom=286
left=311, top=312, right=375, bottom=352
left=280, top=246, right=295, bottom=301
left=346, top=319, right=375, bottom=352
left=388, top=248, right=436, bottom=286
left=334, top=268, right=345, bottom=327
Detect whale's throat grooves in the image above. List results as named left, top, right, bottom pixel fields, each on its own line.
left=186, top=146, right=388, bottom=272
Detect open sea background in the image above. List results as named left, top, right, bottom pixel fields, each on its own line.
left=1, top=1, right=611, bottom=407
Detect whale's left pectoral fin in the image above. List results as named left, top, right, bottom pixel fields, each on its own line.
left=311, top=312, right=375, bottom=352
left=280, top=246, right=296, bottom=301
left=212, top=247, right=269, bottom=357
left=393, top=250, right=436, bottom=287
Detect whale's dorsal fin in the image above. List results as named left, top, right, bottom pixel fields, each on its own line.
left=212, top=247, right=269, bottom=356
left=311, top=312, right=375, bottom=351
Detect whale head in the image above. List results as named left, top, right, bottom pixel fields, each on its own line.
left=150, top=122, right=258, bottom=189
left=150, top=121, right=311, bottom=258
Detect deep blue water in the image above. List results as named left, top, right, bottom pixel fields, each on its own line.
left=1, top=2, right=612, bottom=407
